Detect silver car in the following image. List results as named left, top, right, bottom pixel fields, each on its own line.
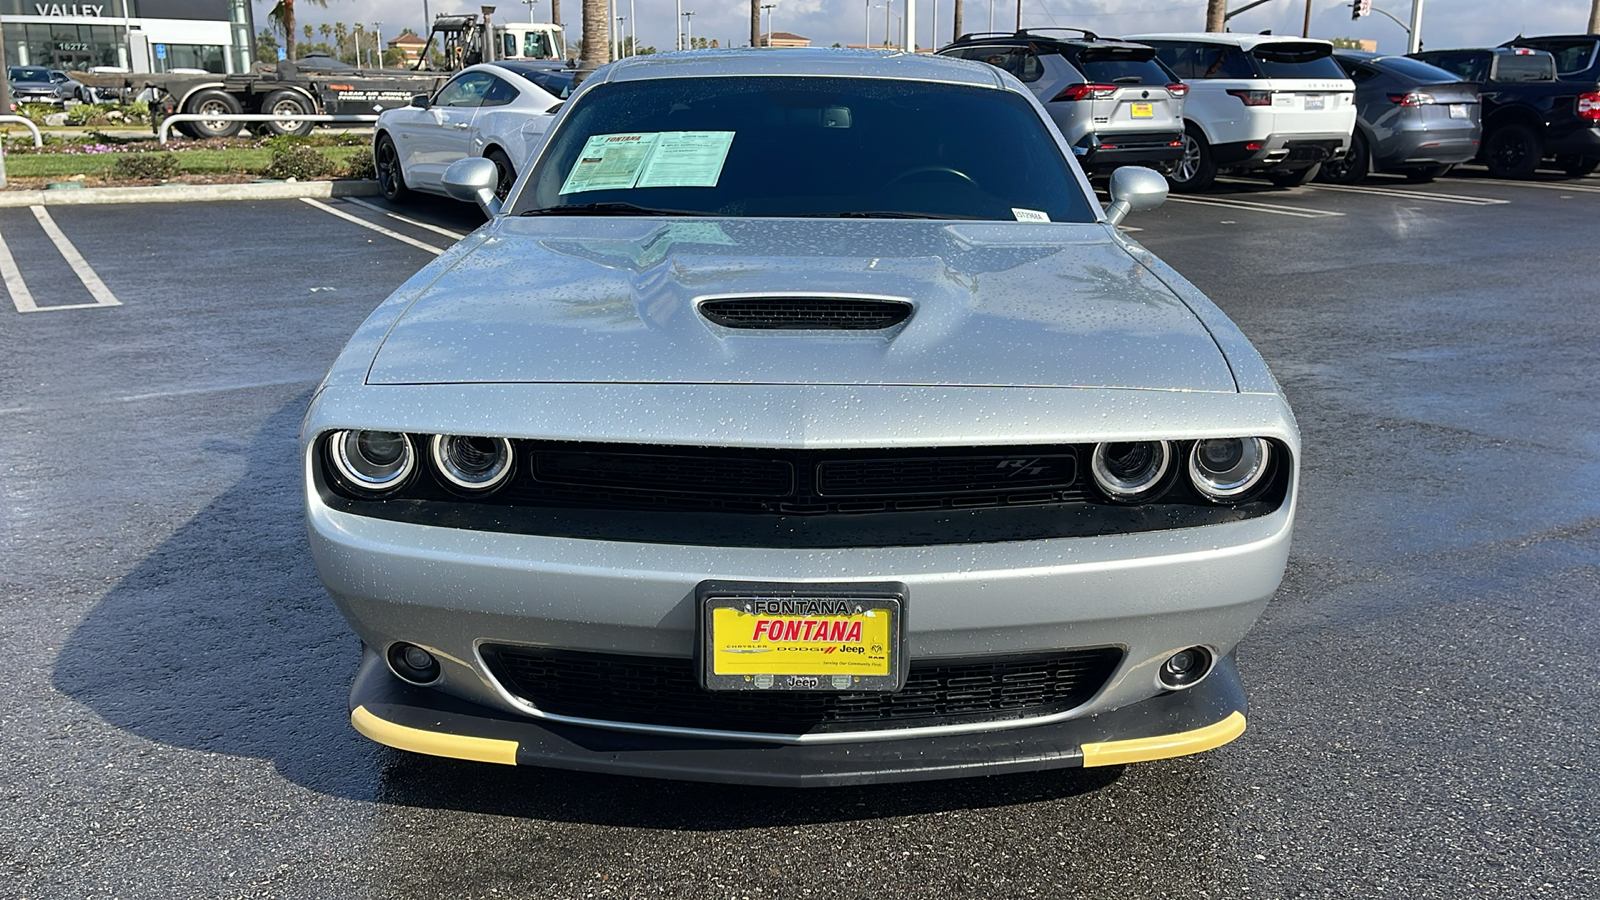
left=938, top=29, right=1187, bottom=174
left=304, top=49, right=1298, bottom=786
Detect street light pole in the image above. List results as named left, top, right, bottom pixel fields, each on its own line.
left=905, top=0, right=915, bottom=50
left=682, top=10, right=695, bottom=47
left=760, top=3, right=775, bottom=45
left=676, top=0, right=683, bottom=49
left=864, top=0, right=870, bottom=47
left=376, top=22, right=383, bottom=67
left=1406, top=0, right=1424, bottom=53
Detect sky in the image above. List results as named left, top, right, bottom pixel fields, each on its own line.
left=270, top=0, right=1596, bottom=59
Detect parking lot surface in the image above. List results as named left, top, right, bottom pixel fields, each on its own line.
left=2, top=172, right=1598, bottom=899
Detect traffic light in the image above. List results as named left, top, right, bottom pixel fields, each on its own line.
left=1351, top=0, right=1371, bottom=19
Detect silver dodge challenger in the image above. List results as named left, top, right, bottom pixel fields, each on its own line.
left=303, top=49, right=1298, bottom=786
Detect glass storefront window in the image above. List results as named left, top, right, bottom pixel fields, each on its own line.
left=152, top=43, right=225, bottom=73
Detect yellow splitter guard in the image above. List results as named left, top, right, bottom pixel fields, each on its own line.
left=699, top=581, right=906, bottom=692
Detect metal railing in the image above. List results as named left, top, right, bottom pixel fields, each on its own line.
left=0, top=115, right=46, bottom=148
left=158, top=113, right=380, bottom=144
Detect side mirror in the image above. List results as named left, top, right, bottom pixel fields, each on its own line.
left=442, top=157, right=503, bottom=216
left=1104, top=165, right=1169, bottom=226
left=410, top=93, right=430, bottom=109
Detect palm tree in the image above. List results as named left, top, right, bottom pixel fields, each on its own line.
left=750, top=0, right=759, bottom=47
left=1205, top=0, right=1226, bottom=31
left=580, top=0, right=609, bottom=71
left=951, top=0, right=962, bottom=43
left=303, top=23, right=312, bottom=42
left=265, top=0, right=331, bottom=59
left=319, top=23, right=332, bottom=42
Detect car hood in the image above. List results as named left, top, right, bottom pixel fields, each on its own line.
left=366, top=218, right=1237, bottom=392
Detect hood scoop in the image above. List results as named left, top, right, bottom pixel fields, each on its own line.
left=697, top=296, right=913, bottom=331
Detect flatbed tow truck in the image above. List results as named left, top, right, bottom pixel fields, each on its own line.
left=72, top=15, right=568, bottom=139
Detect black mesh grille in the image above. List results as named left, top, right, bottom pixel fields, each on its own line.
left=818, top=454, right=1077, bottom=497
left=483, top=646, right=1123, bottom=734
left=699, top=297, right=912, bottom=330
left=535, top=450, right=794, bottom=498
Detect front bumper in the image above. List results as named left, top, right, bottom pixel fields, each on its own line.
left=349, top=644, right=1249, bottom=786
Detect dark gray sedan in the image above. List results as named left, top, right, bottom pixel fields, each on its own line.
left=1319, top=50, right=1481, bottom=183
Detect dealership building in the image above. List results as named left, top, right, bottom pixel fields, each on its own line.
left=2, top=0, right=253, bottom=74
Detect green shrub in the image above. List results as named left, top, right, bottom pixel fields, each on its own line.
left=263, top=144, right=336, bottom=180
left=112, top=152, right=180, bottom=180
left=343, top=149, right=375, bottom=180
left=66, top=104, right=107, bottom=126
left=18, top=102, right=58, bottom=123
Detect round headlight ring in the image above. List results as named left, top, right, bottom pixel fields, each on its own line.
left=1090, top=440, right=1173, bottom=502
left=1188, top=437, right=1272, bottom=501
left=430, top=434, right=515, bottom=492
left=329, top=430, right=415, bottom=493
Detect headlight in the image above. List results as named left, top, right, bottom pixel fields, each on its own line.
left=430, top=434, right=515, bottom=492
left=1188, top=437, right=1271, bottom=501
left=1090, top=440, right=1172, bottom=501
left=329, top=430, right=415, bottom=492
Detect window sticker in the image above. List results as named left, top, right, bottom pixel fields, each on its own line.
left=560, top=132, right=660, bottom=194
left=1011, top=208, right=1051, bottom=223
left=561, top=131, right=737, bottom=194
left=637, top=131, right=737, bottom=188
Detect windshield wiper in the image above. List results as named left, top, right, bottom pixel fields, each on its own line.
left=519, top=202, right=712, bottom=217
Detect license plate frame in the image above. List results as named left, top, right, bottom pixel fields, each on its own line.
left=1130, top=102, right=1154, bottom=118
left=697, top=580, right=907, bottom=693
left=1304, top=94, right=1325, bottom=110
left=1449, top=103, right=1469, bottom=119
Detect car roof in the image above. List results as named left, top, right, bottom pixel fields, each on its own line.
left=943, top=32, right=1156, bottom=53
left=1332, top=49, right=1381, bottom=60
left=1415, top=46, right=1553, bottom=56
left=596, top=48, right=1006, bottom=90
left=492, top=60, right=574, bottom=82
left=1126, top=33, right=1334, bottom=50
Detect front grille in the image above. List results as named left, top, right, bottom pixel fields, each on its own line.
left=512, top=442, right=1089, bottom=515
left=698, top=297, right=912, bottom=330
left=483, top=646, right=1124, bottom=734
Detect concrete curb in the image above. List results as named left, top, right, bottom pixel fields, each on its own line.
left=0, top=179, right=381, bottom=208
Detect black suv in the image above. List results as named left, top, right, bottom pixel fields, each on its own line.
left=939, top=29, right=1187, bottom=174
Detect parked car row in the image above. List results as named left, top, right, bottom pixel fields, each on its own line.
left=6, top=65, right=90, bottom=107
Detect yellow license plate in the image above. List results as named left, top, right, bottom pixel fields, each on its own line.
left=700, top=590, right=901, bottom=691
left=1131, top=102, right=1154, bottom=118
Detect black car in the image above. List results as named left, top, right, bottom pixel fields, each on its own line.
left=1409, top=46, right=1600, bottom=177
left=1502, top=34, right=1600, bottom=175
left=1319, top=51, right=1481, bottom=184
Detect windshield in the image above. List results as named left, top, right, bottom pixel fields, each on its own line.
left=1251, top=43, right=1346, bottom=79
left=1075, top=48, right=1173, bottom=84
left=513, top=75, right=1096, bottom=222
left=7, top=66, right=51, bottom=83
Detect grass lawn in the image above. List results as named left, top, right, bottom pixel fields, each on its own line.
left=2, top=146, right=364, bottom=178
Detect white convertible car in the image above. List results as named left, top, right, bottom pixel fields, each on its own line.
left=373, top=61, right=574, bottom=203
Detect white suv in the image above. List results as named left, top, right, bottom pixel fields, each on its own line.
left=1127, top=34, right=1357, bottom=189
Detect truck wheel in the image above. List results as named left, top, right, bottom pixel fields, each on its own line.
left=1556, top=154, right=1598, bottom=177
left=1316, top=132, right=1368, bottom=185
left=1267, top=164, right=1320, bottom=187
left=375, top=134, right=412, bottom=202
left=486, top=148, right=516, bottom=200
left=1168, top=125, right=1216, bottom=192
left=260, top=90, right=315, bottom=137
left=184, top=89, right=243, bottom=139
left=1483, top=124, right=1541, bottom=179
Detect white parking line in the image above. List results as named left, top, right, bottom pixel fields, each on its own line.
left=1166, top=195, right=1345, bottom=218
left=300, top=198, right=447, bottom=255
left=1308, top=183, right=1510, bottom=206
left=344, top=198, right=469, bottom=240
left=0, top=226, right=36, bottom=313
left=32, top=206, right=121, bottom=309
left=1461, top=177, right=1600, bottom=195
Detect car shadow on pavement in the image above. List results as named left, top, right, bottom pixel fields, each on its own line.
left=50, top=392, right=1126, bottom=827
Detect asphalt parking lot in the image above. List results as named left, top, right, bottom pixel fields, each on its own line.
left=2, top=170, right=1598, bottom=899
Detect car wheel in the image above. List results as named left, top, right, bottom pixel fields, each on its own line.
left=374, top=133, right=412, bottom=202
left=1403, top=164, right=1453, bottom=183
left=1556, top=154, right=1599, bottom=177
left=1316, top=132, right=1368, bottom=185
left=1266, top=164, right=1320, bottom=187
left=184, top=89, right=243, bottom=139
left=1168, top=125, right=1216, bottom=192
left=260, top=90, right=315, bottom=137
left=1483, top=123, right=1541, bottom=179
left=486, top=148, right=517, bottom=201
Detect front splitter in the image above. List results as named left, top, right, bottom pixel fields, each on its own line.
left=348, top=649, right=1248, bottom=787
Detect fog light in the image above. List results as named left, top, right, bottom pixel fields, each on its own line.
left=1158, top=646, right=1213, bottom=690
left=388, top=642, right=441, bottom=684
